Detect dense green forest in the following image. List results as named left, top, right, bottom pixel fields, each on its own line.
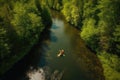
left=43, top=0, right=120, bottom=80
left=0, top=0, right=52, bottom=75
left=0, top=0, right=120, bottom=80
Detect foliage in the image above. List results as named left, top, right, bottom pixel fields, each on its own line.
left=11, top=1, right=44, bottom=45
left=79, top=0, right=120, bottom=53
left=80, top=0, right=120, bottom=80
left=56, top=0, right=120, bottom=79
left=98, top=52, right=120, bottom=80
left=0, top=0, right=52, bottom=75
left=0, top=27, right=10, bottom=60
left=62, top=3, right=71, bottom=22
left=62, top=1, right=81, bottom=27
left=42, top=0, right=62, bottom=10
left=81, top=18, right=99, bottom=51
left=41, top=5, right=52, bottom=27
left=112, top=25, right=120, bottom=55
left=35, top=0, right=52, bottom=27
left=0, top=0, right=120, bottom=79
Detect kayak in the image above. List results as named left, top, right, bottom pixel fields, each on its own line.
left=57, top=53, right=65, bottom=57
left=57, top=49, right=65, bottom=57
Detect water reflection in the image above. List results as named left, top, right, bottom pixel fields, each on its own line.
left=50, top=32, right=58, bottom=42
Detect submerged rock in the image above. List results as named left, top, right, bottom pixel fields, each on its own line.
left=27, top=67, right=64, bottom=80
left=27, top=68, right=45, bottom=80
left=51, top=70, right=64, bottom=80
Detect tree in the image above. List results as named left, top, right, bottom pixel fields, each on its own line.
left=41, top=6, right=52, bottom=27
left=81, top=18, right=99, bottom=51
left=11, top=1, right=44, bottom=45
left=98, top=0, right=120, bottom=52
left=71, top=5, right=80, bottom=26
left=62, top=3, right=72, bottom=22
left=112, top=25, right=120, bottom=55
left=0, top=27, right=10, bottom=60
left=62, top=0, right=84, bottom=27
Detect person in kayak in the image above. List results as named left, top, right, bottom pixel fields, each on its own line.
left=58, top=49, right=65, bottom=57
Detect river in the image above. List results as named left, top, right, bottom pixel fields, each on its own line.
left=1, top=10, right=104, bottom=80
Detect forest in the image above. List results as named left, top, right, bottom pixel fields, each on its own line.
left=0, top=0, right=120, bottom=80
left=0, top=0, right=52, bottom=75
left=43, top=0, right=120, bottom=80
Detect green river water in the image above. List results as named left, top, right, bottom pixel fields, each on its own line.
left=1, top=10, right=104, bottom=80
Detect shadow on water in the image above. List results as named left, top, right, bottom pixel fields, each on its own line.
left=0, top=27, right=52, bottom=80
left=1, top=22, right=62, bottom=80
left=51, top=24, right=59, bottom=29
left=50, top=32, right=58, bottom=42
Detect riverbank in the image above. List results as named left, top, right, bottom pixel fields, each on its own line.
left=98, top=52, right=120, bottom=80
left=0, top=0, right=52, bottom=76
left=50, top=9, right=120, bottom=80
left=0, top=10, right=104, bottom=80
left=56, top=1, right=120, bottom=80
left=0, top=42, right=35, bottom=75
left=0, top=27, right=51, bottom=76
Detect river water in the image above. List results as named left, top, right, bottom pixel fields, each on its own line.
left=1, top=11, right=104, bottom=80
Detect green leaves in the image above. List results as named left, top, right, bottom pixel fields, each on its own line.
left=71, top=5, right=80, bottom=26
left=98, top=52, right=120, bottom=80
left=113, top=25, right=120, bottom=42
left=0, top=0, right=52, bottom=75
left=81, top=18, right=99, bottom=50
left=62, top=3, right=71, bottom=22
left=44, top=0, right=62, bottom=10
left=11, top=1, right=44, bottom=44
left=80, top=0, right=120, bottom=80
left=81, top=18, right=98, bottom=41
left=0, top=27, right=10, bottom=60
left=112, top=25, right=120, bottom=55
left=41, top=6, right=52, bottom=27
left=62, top=1, right=81, bottom=27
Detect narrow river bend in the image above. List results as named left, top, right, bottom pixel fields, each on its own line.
left=2, top=11, right=104, bottom=80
